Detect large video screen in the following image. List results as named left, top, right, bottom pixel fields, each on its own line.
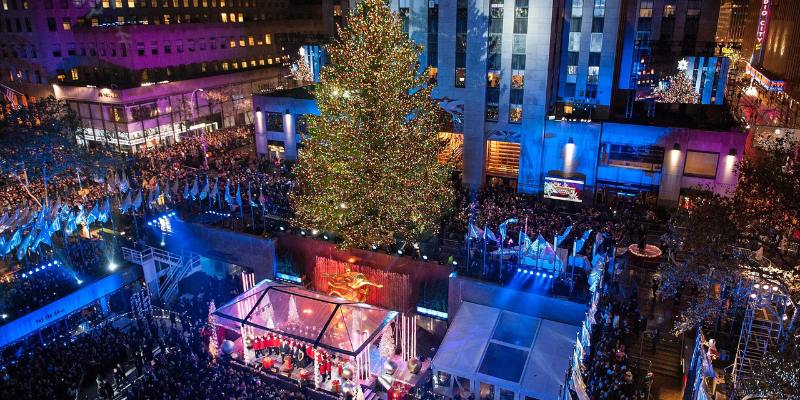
left=544, top=177, right=584, bottom=203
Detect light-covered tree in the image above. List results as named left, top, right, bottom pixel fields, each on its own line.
left=290, top=0, right=453, bottom=249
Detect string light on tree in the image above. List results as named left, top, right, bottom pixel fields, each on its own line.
left=291, top=47, right=313, bottom=83
left=208, top=300, right=219, bottom=358
left=653, top=59, right=699, bottom=104
left=290, top=0, right=453, bottom=249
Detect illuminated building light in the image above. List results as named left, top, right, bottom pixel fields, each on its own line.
left=416, top=306, right=447, bottom=320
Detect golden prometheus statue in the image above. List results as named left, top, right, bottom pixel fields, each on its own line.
left=323, top=267, right=383, bottom=303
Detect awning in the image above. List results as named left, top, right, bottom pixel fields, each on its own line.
left=213, top=279, right=397, bottom=356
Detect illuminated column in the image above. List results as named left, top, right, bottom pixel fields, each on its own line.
left=563, top=137, right=576, bottom=175
left=283, top=110, right=297, bottom=161
left=658, top=142, right=685, bottom=206
left=254, top=107, right=268, bottom=156
left=141, top=257, right=160, bottom=300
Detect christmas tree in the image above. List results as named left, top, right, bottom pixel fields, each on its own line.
left=208, top=300, right=219, bottom=358
left=288, top=295, right=300, bottom=324
left=290, top=0, right=453, bottom=249
left=653, top=60, right=699, bottom=104
left=379, top=329, right=396, bottom=359
left=291, top=48, right=313, bottom=83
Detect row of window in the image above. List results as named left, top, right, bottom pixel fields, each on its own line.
left=43, top=33, right=272, bottom=61
left=1, top=0, right=29, bottom=11
left=39, top=0, right=280, bottom=10
left=1, top=17, right=31, bottom=33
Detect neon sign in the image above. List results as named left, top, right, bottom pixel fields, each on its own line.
left=756, top=0, right=771, bottom=45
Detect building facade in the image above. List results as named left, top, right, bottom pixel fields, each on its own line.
left=552, top=0, right=623, bottom=120
left=0, top=0, right=345, bottom=151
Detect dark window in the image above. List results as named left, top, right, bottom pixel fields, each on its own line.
left=47, top=18, right=56, bottom=31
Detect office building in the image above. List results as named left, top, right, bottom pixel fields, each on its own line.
left=0, top=0, right=345, bottom=152
left=552, top=0, right=623, bottom=121
left=739, top=0, right=800, bottom=127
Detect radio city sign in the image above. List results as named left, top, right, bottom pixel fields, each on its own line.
left=756, top=0, right=771, bottom=44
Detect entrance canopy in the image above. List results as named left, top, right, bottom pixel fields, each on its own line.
left=213, top=279, right=397, bottom=356
left=432, top=302, right=579, bottom=400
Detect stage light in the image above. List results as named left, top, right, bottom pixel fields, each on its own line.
left=108, top=262, right=118, bottom=272
left=160, top=241, right=165, bottom=246
left=323, top=235, right=329, bottom=240
left=517, top=268, right=522, bottom=273
left=77, top=279, right=83, bottom=285
left=47, top=262, right=52, bottom=267
left=53, top=260, right=58, bottom=265
left=300, top=230, right=306, bottom=235
left=311, top=229, right=319, bottom=236
left=536, top=272, right=541, bottom=277
left=371, top=244, right=378, bottom=250
left=548, top=274, right=554, bottom=279
left=452, top=260, right=458, bottom=265
left=1, top=314, right=6, bottom=319
left=754, top=284, right=760, bottom=289
left=279, top=226, right=285, bottom=231
left=397, top=249, right=403, bottom=255
left=750, top=293, right=757, bottom=299
left=21, top=273, right=26, bottom=278
left=422, top=255, right=428, bottom=260
left=35, top=268, right=39, bottom=272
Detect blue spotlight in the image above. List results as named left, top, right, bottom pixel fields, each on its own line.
left=517, top=268, right=522, bottom=273
left=536, top=272, right=541, bottom=277
left=548, top=274, right=554, bottom=279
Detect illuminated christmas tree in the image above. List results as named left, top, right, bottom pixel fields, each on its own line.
left=208, top=300, right=219, bottom=358
left=654, top=59, right=699, bottom=104
left=291, top=48, right=313, bottom=83
left=291, top=0, right=453, bottom=249
left=288, top=295, right=300, bottom=324
left=379, top=329, right=396, bottom=359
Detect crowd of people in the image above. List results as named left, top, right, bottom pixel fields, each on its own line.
left=0, top=238, right=108, bottom=323
left=582, top=277, right=650, bottom=400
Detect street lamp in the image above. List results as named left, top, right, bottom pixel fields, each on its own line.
left=191, top=88, right=209, bottom=169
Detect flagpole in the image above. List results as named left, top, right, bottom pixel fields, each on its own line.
left=248, top=181, right=254, bottom=229
left=482, top=228, right=487, bottom=279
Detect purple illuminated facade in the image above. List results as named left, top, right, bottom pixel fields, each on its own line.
left=0, top=0, right=346, bottom=152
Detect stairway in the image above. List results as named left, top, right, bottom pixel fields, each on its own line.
left=626, top=334, right=683, bottom=378
left=122, top=246, right=202, bottom=303
left=732, top=307, right=779, bottom=389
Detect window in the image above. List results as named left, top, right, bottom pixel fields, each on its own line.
left=590, top=32, right=603, bottom=52
left=102, top=0, right=109, bottom=7
left=568, top=32, right=581, bottom=52
left=639, top=1, right=652, bottom=18
left=591, top=16, right=603, bottom=33
left=47, top=18, right=56, bottom=31
left=684, top=151, right=718, bottom=178
left=70, top=68, right=78, bottom=80
left=593, top=0, right=605, bottom=17
left=265, top=112, right=283, bottom=132
left=248, top=35, right=254, bottom=46
left=511, top=71, right=524, bottom=89
left=587, top=66, right=599, bottom=84
left=62, top=17, right=71, bottom=30
left=51, top=44, right=61, bottom=57
left=571, top=0, right=582, bottom=18
left=601, top=144, right=664, bottom=171
left=264, top=34, right=271, bottom=44
left=221, top=13, right=227, bottom=22
left=569, top=17, right=581, bottom=32
left=487, top=71, right=500, bottom=88
left=128, top=0, right=135, bottom=6
left=137, top=42, right=145, bottom=56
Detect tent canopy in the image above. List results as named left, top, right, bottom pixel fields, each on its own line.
left=432, top=302, right=579, bottom=400
left=213, top=279, right=397, bottom=356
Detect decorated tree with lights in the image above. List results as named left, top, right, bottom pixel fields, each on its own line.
left=379, top=328, right=396, bottom=359
left=290, top=0, right=453, bottom=249
left=288, top=295, right=300, bottom=324
left=291, top=48, right=313, bottom=83
left=653, top=59, right=699, bottom=104
left=208, top=300, right=219, bottom=358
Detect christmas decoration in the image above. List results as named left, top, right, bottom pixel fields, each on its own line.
left=288, top=295, right=300, bottom=324
left=290, top=0, right=454, bottom=249
left=322, top=266, right=383, bottom=302
left=208, top=300, right=219, bottom=358
left=379, top=328, right=396, bottom=359
left=291, top=48, right=313, bottom=83
left=653, top=65, right=699, bottom=104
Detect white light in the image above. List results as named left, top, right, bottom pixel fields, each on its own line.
left=311, top=229, right=319, bottom=236
left=754, top=284, right=761, bottom=289
left=422, top=255, right=428, bottom=260
left=323, top=235, right=329, bottom=240
left=452, top=260, right=458, bottom=265
left=339, top=203, right=347, bottom=209
left=279, top=226, right=285, bottom=231
left=160, top=241, right=165, bottom=246
left=108, top=262, right=118, bottom=271
left=397, top=249, right=403, bottom=255
left=750, top=293, right=757, bottom=299
left=77, top=279, right=83, bottom=285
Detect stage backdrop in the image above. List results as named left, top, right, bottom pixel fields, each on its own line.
left=312, top=256, right=412, bottom=312
left=277, top=235, right=452, bottom=314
